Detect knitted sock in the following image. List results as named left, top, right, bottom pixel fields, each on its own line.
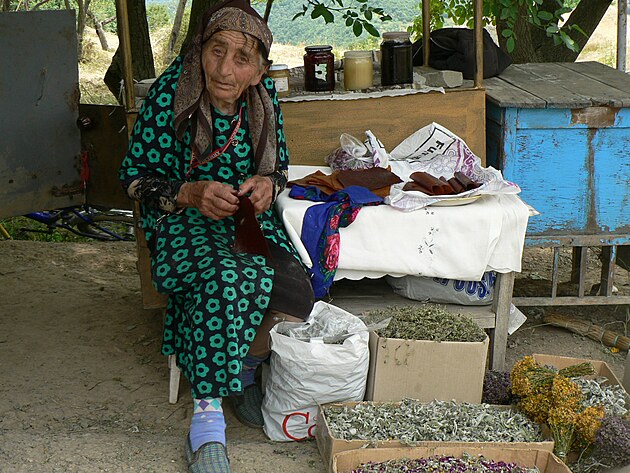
left=189, top=398, right=225, bottom=452
left=241, top=353, right=265, bottom=388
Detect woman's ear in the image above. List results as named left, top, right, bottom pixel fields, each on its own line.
left=250, top=64, right=268, bottom=87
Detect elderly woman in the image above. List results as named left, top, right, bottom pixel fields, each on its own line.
left=119, top=1, right=314, bottom=471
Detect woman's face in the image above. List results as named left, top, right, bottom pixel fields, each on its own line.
left=201, top=30, right=267, bottom=114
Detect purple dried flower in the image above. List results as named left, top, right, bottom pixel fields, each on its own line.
left=594, top=415, right=630, bottom=468
left=482, top=370, right=514, bottom=405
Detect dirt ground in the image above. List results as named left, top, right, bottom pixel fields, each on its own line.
left=0, top=240, right=628, bottom=473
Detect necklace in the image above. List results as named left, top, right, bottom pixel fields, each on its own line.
left=185, top=105, right=243, bottom=180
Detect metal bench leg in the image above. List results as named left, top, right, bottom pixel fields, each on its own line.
left=168, top=354, right=181, bottom=404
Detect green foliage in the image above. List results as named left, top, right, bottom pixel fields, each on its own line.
left=409, top=0, right=586, bottom=54
left=0, top=217, right=89, bottom=242
left=255, top=0, right=417, bottom=47
left=146, top=3, right=171, bottom=31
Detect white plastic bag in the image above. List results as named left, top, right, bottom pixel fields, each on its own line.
left=386, top=271, right=496, bottom=306
left=261, top=301, right=369, bottom=442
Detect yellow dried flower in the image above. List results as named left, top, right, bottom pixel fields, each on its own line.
left=550, top=376, right=583, bottom=411
left=548, top=406, right=577, bottom=426
left=518, top=392, right=552, bottom=424
left=574, top=406, right=605, bottom=446
left=510, top=356, right=539, bottom=397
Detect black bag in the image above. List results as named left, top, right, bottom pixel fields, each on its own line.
left=412, top=27, right=512, bottom=79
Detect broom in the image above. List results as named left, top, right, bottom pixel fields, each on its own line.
left=543, top=313, right=630, bottom=351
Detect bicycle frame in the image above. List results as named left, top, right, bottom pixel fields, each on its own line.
left=23, top=205, right=134, bottom=241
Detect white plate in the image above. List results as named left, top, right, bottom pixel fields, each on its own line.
left=430, top=195, right=482, bottom=207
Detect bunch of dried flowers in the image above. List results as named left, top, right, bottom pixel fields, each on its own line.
left=510, top=356, right=605, bottom=461
left=482, top=370, right=514, bottom=405
left=593, top=415, right=630, bottom=469
left=323, top=399, right=543, bottom=444
left=349, top=452, right=539, bottom=473
left=370, top=305, right=487, bottom=342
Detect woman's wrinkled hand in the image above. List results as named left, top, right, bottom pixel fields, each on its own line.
left=238, top=175, right=273, bottom=215
left=177, top=181, right=239, bottom=220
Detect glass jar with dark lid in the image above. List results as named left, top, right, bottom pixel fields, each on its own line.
left=304, top=45, right=335, bottom=92
left=380, top=31, right=413, bottom=86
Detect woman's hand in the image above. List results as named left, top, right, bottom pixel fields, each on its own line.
left=176, top=181, right=239, bottom=220
left=238, top=175, right=273, bottom=215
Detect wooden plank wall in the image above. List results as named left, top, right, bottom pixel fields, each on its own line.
left=281, top=88, right=486, bottom=167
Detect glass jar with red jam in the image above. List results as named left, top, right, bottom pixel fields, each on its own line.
left=304, top=45, right=335, bottom=92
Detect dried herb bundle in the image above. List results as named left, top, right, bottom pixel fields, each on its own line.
left=510, top=356, right=605, bottom=460
left=482, top=370, right=514, bottom=405
left=323, top=399, right=544, bottom=444
left=371, top=305, right=486, bottom=342
left=571, top=377, right=629, bottom=417
left=349, top=453, right=540, bottom=473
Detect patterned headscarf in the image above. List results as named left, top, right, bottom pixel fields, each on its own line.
left=173, top=0, right=278, bottom=176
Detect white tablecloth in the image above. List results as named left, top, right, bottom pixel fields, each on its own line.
left=276, top=165, right=530, bottom=281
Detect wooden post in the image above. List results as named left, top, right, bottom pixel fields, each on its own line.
left=115, top=0, right=135, bottom=111
left=473, top=0, right=483, bottom=88
left=422, top=0, right=430, bottom=67
left=618, top=0, right=628, bottom=72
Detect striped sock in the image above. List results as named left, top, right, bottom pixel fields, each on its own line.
left=189, top=397, right=225, bottom=452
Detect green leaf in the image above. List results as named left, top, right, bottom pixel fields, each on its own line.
left=545, top=24, right=559, bottom=34
left=292, top=12, right=305, bottom=20
left=353, top=20, right=363, bottom=36
left=364, top=9, right=372, bottom=21
left=501, top=28, right=513, bottom=38
left=365, top=22, right=379, bottom=37
left=560, top=32, right=579, bottom=52
left=506, top=36, right=515, bottom=52
left=346, top=16, right=353, bottom=27
left=537, top=10, right=553, bottom=21
left=570, top=24, right=588, bottom=38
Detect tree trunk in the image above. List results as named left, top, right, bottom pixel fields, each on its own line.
left=88, top=11, right=110, bottom=51
left=167, top=0, right=187, bottom=60
left=105, top=0, right=156, bottom=103
left=497, top=0, right=613, bottom=63
left=2, top=0, right=11, bottom=11
left=181, top=0, right=224, bottom=54
left=75, top=0, right=91, bottom=61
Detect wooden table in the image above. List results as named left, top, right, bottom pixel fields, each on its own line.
left=485, top=62, right=630, bottom=306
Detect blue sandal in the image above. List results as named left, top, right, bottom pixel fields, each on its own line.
left=185, top=435, right=230, bottom=473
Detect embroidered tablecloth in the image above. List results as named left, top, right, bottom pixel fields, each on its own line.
left=277, top=165, right=530, bottom=281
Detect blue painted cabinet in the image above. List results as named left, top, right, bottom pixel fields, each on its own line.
left=485, top=62, right=630, bottom=244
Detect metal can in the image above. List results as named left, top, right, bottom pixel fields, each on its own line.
left=304, top=45, right=335, bottom=92
left=380, top=31, right=413, bottom=86
left=268, top=63, right=290, bottom=98
left=343, top=50, right=373, bottom=91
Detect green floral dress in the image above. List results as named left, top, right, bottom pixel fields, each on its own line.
left=119, top=57, right=297, bottom=399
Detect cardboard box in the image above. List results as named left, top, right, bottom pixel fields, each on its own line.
left=316, top=401, right=554, bottom=473
left=365, top=331, right=489, bottom=402
left=532, top=354, right=626, bottom=391
left=332, top=446, right=571, bottom=473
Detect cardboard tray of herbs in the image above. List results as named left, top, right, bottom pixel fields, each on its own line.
left=331, top=445, right=571, bottom=473
left=316, top=305, right=553, bottom=472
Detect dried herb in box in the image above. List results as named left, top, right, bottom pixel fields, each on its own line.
left=349, top=453, right=539, bottom=473
left=323, top=399, right=544, bottom=444
left=370, top=304, right=486, bottom=342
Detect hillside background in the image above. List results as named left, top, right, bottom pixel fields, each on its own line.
left=80, top=0, right=627, bottom=104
